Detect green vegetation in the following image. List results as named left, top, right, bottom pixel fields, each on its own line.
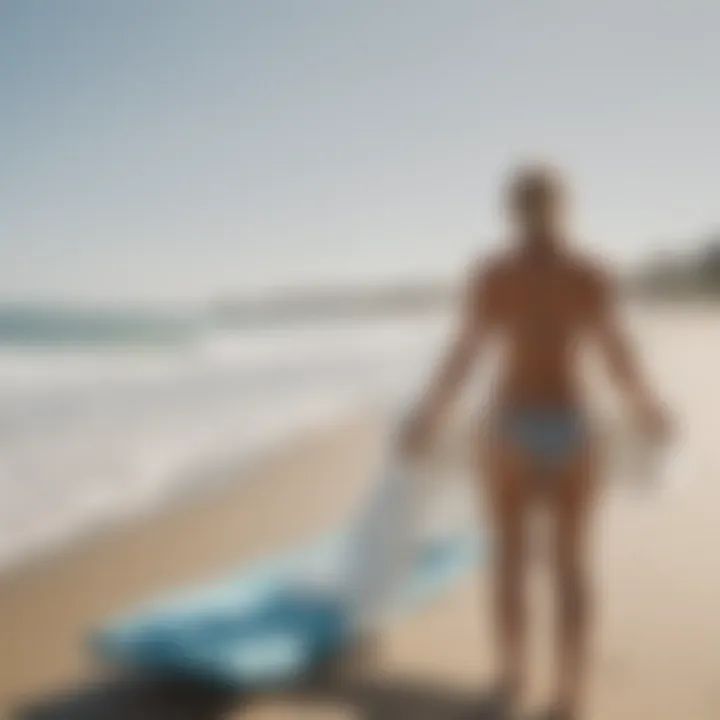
left=629, top=238, right=720, bottom=299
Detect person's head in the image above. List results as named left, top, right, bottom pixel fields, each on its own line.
left=505, top=162, right=568, bottom=246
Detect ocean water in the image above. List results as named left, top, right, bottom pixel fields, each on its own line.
left=0, top=308, right=452, bottom=572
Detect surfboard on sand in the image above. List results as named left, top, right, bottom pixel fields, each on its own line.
left=89, top=449, right=482, bottom=689
left=90, top=531, right=480, bottom=688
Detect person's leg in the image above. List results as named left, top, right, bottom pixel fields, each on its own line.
left=481, top=433, right=531, bottom=703
left=548, top=447, right=598, bottom=717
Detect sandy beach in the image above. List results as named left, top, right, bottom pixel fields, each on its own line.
left=2, top=306, right=720, bottom=719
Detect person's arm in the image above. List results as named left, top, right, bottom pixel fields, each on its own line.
left=591, top=267, right=669, bottom=436
left=402, top=263, right=496, bottom=454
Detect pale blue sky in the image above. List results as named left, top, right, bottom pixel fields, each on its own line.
left=1, top=1, right=718, bottom=302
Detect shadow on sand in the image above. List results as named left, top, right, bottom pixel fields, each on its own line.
left=14, top=670, right=508, bottom=720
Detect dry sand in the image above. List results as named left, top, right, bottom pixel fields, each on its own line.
left=2, top=306, right=720, bottom=719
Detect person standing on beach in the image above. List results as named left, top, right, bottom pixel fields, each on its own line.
left=401, top=164, right=670, bottom=719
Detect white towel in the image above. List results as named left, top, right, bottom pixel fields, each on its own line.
left=341, top=449, right=429, bottom=627
left=341, top=407, right=479, bottom=629
left=595, top=413, right=681, bottom=495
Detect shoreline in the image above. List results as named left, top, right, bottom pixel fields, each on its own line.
left=0, top=403, right=385, bottom=585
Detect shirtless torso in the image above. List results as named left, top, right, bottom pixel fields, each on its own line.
left=403, top=166, right=668, bottom=719
left=480, top=248, right=603, bottom=410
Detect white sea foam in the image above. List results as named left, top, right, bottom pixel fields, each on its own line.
left=0, top=315, right=451, bottom=572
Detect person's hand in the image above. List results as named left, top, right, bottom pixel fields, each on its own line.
left=634, top=396, right=673, bottom=444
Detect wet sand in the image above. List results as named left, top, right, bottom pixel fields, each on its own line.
left=3, top=306, right=720, bottom=719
